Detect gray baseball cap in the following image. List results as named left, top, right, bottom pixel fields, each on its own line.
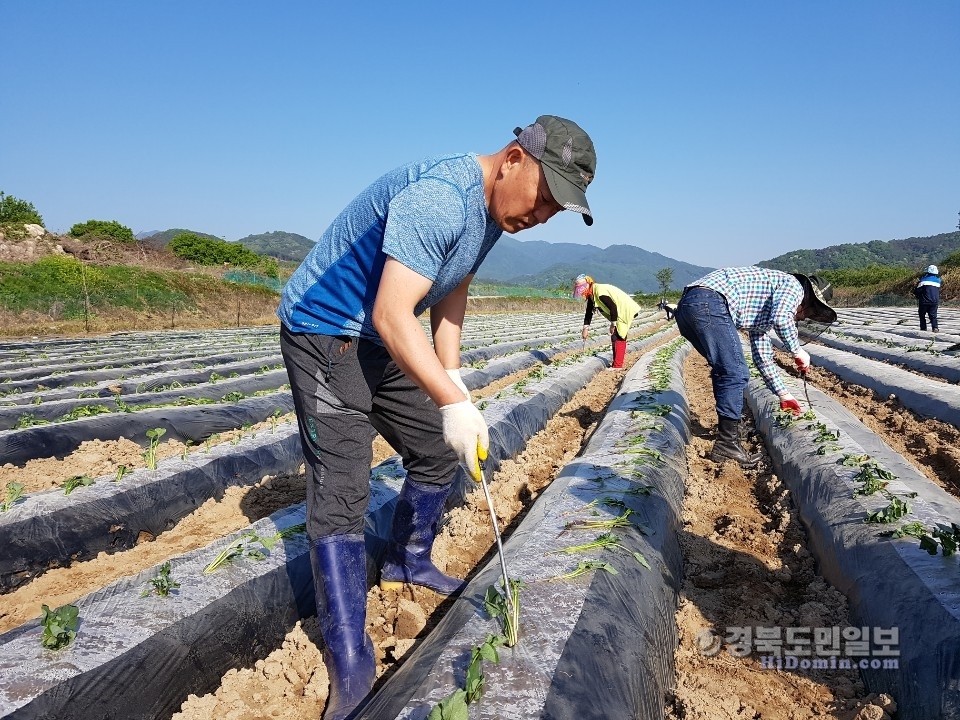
left=514, top=115, right=596, bottom=226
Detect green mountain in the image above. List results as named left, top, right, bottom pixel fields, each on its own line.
left=477, top=238, right=713, bottom=293
left=758, top=231, right=960, bottom=274
left=237, top=231, right=316, bottom=262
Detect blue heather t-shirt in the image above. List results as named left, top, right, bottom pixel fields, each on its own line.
left=278, top=153, right=502, bottom=343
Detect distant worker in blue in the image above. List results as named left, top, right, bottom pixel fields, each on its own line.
left=574, top=274, right=641, bottom=368
left=913, top=264, right=941, bottom=333
left=277, top=115, right=597, bottom=719
left=674, top=267, right=837, bottom=467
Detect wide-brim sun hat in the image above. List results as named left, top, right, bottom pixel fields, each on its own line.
left=514, top=115, right=597, bottom=226
left=791, top=273, right=838, bottom=324
left=927, top=265, right=939, bottom=275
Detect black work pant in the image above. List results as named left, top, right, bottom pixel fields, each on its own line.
left=280, top=325, right=459, bottom=538
left=918, top=303, right=939, bottom=331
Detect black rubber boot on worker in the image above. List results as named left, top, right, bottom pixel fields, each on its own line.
left=710, top=416, right=762, bottom=468
left=312, top=534, right=376, bottom=720
left=380, top=478, right=465, bottom=595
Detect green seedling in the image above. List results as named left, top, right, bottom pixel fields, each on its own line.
left=559, top=497, right=624, bottom=517
left=204, top=531, right=273, bottom=572
left=15, top=412, right=48, bottom=429
left=114, top=464, right=129, bottom=483
left=1, top=481, right=25, bottom=512
left=57, top=404, right=111, bottom=422
left=201, top=525, right=303, bottom=573
left=61, top=475, right=94, bottom=495
left=427, top=690, right=468, bottom=720
left=865, top=496, right=911, bottom=524
left=465, top=634, right=504, bottom=703
left=773, top=408, right=817, bottom=427
left=40, top=603, right=79, bottom=650
left=181, top=440, right=194, bottom=460
left=484, top=579, right=522, bottom=647
left=881, top=521, right=927, bottom=539
left=563, top=508, right=648, bottom=535
left=918, top=523, right=960, bottom=557
left=550, top=532, right=651, bottom=569
left=426, top=634, right=504, bottom=719
left=269, top=408, right=282, bottom=433
left=548, top=560, right=618, bottom=582
left=143, top=427, right=166, bottom=470
left=141, top=562, right=181, bottom=597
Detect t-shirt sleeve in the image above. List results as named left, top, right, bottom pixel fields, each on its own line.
left=381, top=178, right=466, bottom=281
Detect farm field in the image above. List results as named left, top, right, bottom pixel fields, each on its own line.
left=1, top=306, right=959, bottom=719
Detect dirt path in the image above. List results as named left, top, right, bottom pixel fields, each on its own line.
left=667, top=353, right=896, bottom=720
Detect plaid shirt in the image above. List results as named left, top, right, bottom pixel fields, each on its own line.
left=691, top=266, right=803, bottom=396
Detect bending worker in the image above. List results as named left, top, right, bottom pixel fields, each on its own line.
left=277, top=115, right=597, bottom=720
left=574, top=274, right=641, bottom=368
left=674, top=266, right=837, bottom=467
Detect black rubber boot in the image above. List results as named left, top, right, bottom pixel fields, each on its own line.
left=710, top=416, right=762, bottom=468
left=379, top=478, right=465, bottom=595
left=312, top=534, right=376, bottom=720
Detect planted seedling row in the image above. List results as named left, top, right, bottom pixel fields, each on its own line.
left=357, top=338, right=691, bottom=719
left=746, top=371, right=960, bottom=720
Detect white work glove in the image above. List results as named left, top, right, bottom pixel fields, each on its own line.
left=439, top=399, right=489, bottom=482
left=445, top=368, right=470, bottom=401
left=581, top=325, right=590, bottom=341
left=793, top=348, right=811, bottom=373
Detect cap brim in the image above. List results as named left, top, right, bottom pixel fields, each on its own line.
left=541, top=163, right=593, bottom=226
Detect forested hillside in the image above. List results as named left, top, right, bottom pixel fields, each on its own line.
left=759, top=231, right=960, bottom=273
left=237, top=231, right=316, bottom=262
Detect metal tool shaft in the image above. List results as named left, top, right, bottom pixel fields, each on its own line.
left=478, top=460, right=515, bottom=618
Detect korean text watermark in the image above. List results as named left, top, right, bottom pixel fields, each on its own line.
left=695, top=626, right=900, bottom=671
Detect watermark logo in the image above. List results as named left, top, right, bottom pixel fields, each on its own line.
left=695, top=626, right=900, bottom=671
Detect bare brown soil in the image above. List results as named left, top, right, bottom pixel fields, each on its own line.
left=667, top=354, right=896, bottom=720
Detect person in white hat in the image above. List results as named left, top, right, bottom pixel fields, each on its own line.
left=913, top=265, right=941, bottom=332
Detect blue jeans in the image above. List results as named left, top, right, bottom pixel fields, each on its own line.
left=675, top=287, right=750, bottom=421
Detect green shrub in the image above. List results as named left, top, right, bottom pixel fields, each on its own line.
left=940, top=251, right=960, bottom=270
left=169, top=233, right=262, bottom=267
left=819, top=265, right=913, bottom=288
left=69, top=220, right=135, bottom=243
left=0, top=191, right=43, bottom=226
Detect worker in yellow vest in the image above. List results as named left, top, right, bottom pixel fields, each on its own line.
left=573, top=274, right=641, bottom=368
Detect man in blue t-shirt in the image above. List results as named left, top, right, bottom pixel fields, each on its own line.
left=913, top=264, right=942, bottom=332
left=278, top=116, right=597, bottom=719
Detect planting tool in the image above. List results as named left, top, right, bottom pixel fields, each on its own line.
left=476, top=443, right=515, bottom=619
left=801, top=369, right=813, bottom=410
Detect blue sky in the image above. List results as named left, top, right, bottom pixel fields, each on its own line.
left=2, top=1, right=958, bottom=268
